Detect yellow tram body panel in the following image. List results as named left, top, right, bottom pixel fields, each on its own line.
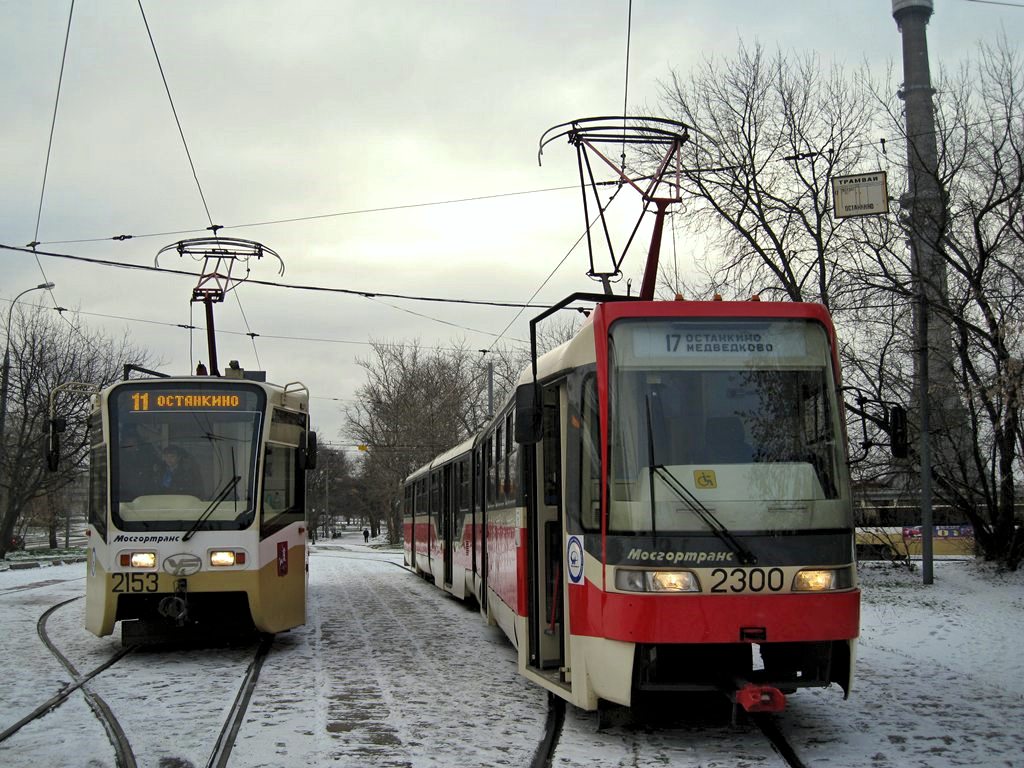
left=85, top=537, right=307, bottom=637
left=856, top=526, right=975, bottom=558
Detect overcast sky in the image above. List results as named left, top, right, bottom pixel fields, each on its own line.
left=1, top=1, right=1020, bottom=444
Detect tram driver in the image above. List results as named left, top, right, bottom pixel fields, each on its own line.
left=156, top=444, right=203, bottom=496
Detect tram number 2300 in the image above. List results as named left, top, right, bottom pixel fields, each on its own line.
left=710, top=567, right=785, bottom=593
left=111, top=573, right=159, bottom=593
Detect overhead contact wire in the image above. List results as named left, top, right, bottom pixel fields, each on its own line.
left=25, top=0, right=98, bottom=356
left=35, top=185, right=580, bottom=246
left=32, top=0, right=75, bottom=252
left=0, top=242, right=549, bottom=309
left=137, top=0, right=216, bottom=229
left=232, top=289, right=262, bottom=369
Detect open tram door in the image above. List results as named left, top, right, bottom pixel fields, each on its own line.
left=520, top=382, right=568, bottom=687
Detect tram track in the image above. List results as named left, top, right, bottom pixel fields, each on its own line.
left=753, top=712, right=809, bottom=768
left=316, top=550, right=806, bottom=768
left=0, top=596, right=135, bottom=765
left=1, top=592, right=275, bottom=768
left=530, top=693, right=566, bottom=768
left=206, top=633, right=273, bottom=768
left=0, top=577, right=84, bottom=596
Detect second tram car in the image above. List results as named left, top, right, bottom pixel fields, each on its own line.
left=404, top=296, right=859, bottom=712
left=74, top=372, right=316, bottom=644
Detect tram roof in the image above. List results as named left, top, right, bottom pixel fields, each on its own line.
left=406, top=433, right=475, bottom=482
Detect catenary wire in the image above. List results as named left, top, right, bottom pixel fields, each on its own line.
left=232, top=289, right=262, bottom=369
left=137, top=0, right=216, bottom=230
left=0, top=297, right=529, bottom=352
left=32, top=0, right=75, bottom=251
left=34, top=186, right=581, bottom=246
left=483, top=183, right=627, bottom=353
left=26, top=109, right=1022, bottom=250
left=0, top=242, right=555, bottom=310
left=23, top=0, right=100, bottom=356
left=961, top=0, right=1024, bottom=8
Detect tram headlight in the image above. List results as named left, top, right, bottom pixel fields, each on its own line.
left=209, top=550, right=246, bottom=567
left=648, top=571, right=700, bottom=592
left=120, top=552, right=156, bottom=568
left=615, top=569, right=700, bottom=593
left=792, top=569, right=837, bottom=591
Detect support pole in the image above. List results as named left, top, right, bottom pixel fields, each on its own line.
left=894, top=0, right=943, bottom=584
left=203, top=297, right=220, bottom=377
left=918, top=294, right=934, bottom=583
left=639, top=199, right=671, bottom=301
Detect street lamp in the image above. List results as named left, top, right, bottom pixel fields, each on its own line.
left=0, top=282, right=56, bottom=462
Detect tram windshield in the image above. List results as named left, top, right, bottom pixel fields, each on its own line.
left=606, top=318, right=849, bottom=534
left=109, top=384, right=265, bottom=532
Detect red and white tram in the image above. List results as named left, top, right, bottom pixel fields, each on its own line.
left=404, top=295, right=859, bottom=712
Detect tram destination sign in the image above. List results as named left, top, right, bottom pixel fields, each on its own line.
left=125, top=390, right=249, bottom=411
left=631, top=323, right=807, bottom=359
left=831, top=171, right=888, bottom=219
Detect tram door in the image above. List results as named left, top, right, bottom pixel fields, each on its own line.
left=442, top=464, right=454, bottom=587
left=527, top=384, right=565, bottom=677
left=474, top=445, right=487, bottom=611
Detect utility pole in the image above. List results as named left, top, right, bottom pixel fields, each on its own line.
left=487, top=361, right=494, bottom=419
left=324, top=448, right=330, bottom=539
left=893, top=0, right=950, bottom=585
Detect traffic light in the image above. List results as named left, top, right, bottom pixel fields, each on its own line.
left=889, top=405, right=908, bottom=458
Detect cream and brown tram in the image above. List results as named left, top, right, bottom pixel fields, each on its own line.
left=72, top=373, right=316, bottom=644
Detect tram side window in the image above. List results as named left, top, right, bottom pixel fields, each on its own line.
left=430, top=472, right=441, bottom=532
left=473, top=448, right=483, bottom=512
left=415, top=479, right=427, bottom=520
left=458, top=459, right=470, bottom=535
left=495, top=424, right=504, bottom=503
left=261, top=443, right=305, bottom=537
left=89, top=444, right=108, bottom=540
left=542, top=392, right=560, bottom=507
left=505, top=412, right=518, bottom=502
left=506, top=418, right=514, bottom=499
left=579, top=375, right=601, bottom=530
left=485, top=436, right=495, bottom=506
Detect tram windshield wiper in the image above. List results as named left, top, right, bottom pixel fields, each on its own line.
left=182, top=474, right=241, bottom=542
left=644, top=396, right=757, bottom=566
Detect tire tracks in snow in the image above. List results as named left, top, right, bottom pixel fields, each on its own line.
left=313, top=554, right=547, bottom=767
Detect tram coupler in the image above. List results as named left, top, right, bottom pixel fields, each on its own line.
left=731, top=680, right=786, bottom=716
left=158, top=578, right=190, bottom=626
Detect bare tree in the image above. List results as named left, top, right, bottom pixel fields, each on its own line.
left=0, top=307, right=152, bottom=556
left=861, top=39, right=1024, bottom=568
left=344, top=340, right=488, bottom=543
left=658, top=41, right=886, bottom=307
left=306, top=445, right=358, bottom=541
left=656, top=37, right=1024, bottom=569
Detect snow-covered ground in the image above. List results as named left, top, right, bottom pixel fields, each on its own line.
left=0, top=535, right=1021, bottom=767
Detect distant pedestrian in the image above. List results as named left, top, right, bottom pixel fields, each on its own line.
left=363, top=528, right=370, bottom=543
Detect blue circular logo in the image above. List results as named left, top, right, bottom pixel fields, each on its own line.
left=566, top=537, right=584, bottom=584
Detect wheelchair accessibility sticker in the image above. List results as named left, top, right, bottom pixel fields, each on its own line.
left=567, top=535, right=584, bottom=584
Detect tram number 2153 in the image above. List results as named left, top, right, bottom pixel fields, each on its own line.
left=112, top=573, right=160, bottom=593
left=710, top=567, right=785, bottom=593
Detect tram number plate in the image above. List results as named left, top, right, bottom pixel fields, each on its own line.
left=710, top=567, right=785, bottom=593
left=112, top=573, right=159, bottom=593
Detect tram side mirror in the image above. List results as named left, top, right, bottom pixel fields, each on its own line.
left=514, top=383, right=542, bottom=445
left=301, top=430, right=318, bottom=471
left=889, top=405, right=908, bottom=459
left=46, top=419, right=63, bottom=472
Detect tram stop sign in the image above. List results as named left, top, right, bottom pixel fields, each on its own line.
left=831, top=171, right=888, bottom=219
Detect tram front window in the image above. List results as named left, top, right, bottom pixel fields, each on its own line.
left=110, top=385, right=264, bottom=532
left=607, top=318, right=849, bottom=534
